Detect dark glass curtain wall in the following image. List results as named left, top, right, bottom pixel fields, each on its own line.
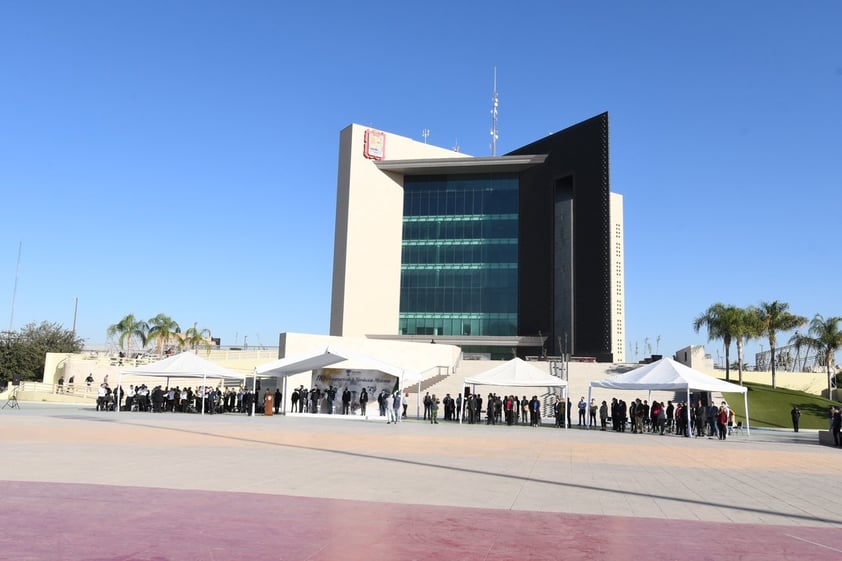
left=399, top=174, right=519, bottom=337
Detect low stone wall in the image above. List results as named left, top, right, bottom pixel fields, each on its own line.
left=818, top=431, right=838, bottom=447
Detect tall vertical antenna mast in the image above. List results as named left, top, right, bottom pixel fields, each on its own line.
left=9, top=241, right=21, bottom=332
left=490, top=66, right=499, bottom=156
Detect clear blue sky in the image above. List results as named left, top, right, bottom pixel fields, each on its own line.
left=1, top=1, right=840, bottom=364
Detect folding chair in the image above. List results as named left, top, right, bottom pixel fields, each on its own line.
left=732, top=421, right=745, bottom=435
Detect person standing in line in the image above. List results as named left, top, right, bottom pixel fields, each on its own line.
left=695, top=400, right=706, bottom=437
left=790, top=406, right=801, bottom=432
left=717, top=405, right=728, bottom=440
left=359, top=387, right=368, bottom=416
left=326, top=386, right=336, bottom=414
left=554, top=397, right=564, bottom=428
left=291, top=387, right=300, bottom=412
left=599, top=400, right=608, bottom=431
left=423, top=392, right=432, bottom=420
left=577, top=397, right=587, bottom=426
left=468, top=394, right=477, bottom=424
left=96, top=383, right=107, bottom=411
left=385, top=392, right=396, bottom=424
left=831, top=406, right=842, bottom=446
left=378, top=390, right=387, bottom=417
left=392, top=392, right=402, bottom=423
left=430, top=394, right=439, bottom=424
left=342, top=387, right=352, bottom=415
left=274, top=388, right=282, bottom=414
left=299, top=387, right=308, bottom=413
left=529, top=395, right=540, bottom=427
left=310, top=388, right=320, bottom=414
left=403, top=391, right=409, bottom=418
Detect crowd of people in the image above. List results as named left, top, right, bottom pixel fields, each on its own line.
left=595, top=397, right=735, bottom=439
left=92, top=382, right=268, bottom=415
left=288, top=385, right=361, bottom=415
left=81, top=372, right=743, bottom=441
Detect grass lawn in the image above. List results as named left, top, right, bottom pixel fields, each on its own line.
left=724, top=382, right=840, bottom=429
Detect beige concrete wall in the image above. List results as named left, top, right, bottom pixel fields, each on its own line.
left=721, top=369, right=828, bottom=395
left=330, top=124, right=468, bottom=338
left=41, top=350, right=280, bottom=397
left=34, top=347, right=833, bottom=410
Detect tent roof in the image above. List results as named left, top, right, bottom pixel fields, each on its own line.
left=463, top=358, right=567, bottom=388
left=589, top=357, right=747, bottom=394
left=255, top=345, right=421, bottom=385
left=120, top=351, right=246, bottom=381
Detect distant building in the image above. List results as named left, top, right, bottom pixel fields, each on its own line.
left=330, top=113, right=624, bottom=362
left=675, top=345, right=713, bottom=371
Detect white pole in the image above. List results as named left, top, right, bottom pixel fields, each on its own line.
left=282, top=374, right=288, bottom=415
left=586, top=386, right=592, bottom=429
left=201, top=373, right=207, bottom=415
left=744, top=391, right=751, bottom=437
left=251, top=369, right=257, bottom=417
left=116, top=372, right=122, bottom=412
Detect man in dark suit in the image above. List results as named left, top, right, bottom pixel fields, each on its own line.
left=342, top=388, right=351, bottom=414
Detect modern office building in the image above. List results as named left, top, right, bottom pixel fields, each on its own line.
left=330, top=113, right=624, bottom=362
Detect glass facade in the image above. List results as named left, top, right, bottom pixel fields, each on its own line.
left=399, top=174, right=519, bottom=336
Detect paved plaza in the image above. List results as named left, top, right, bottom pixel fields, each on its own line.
left=1, top=402, right=841, bottom=560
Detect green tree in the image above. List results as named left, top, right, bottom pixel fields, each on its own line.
left=146, top=313, right=180, bottom=355
left=754, top=301, right=807, bottom=389
left=0, top=322, right=84, bottom=383
left=180, top=323, right=213, bottom=354
left=693, top=303, right=740, bottom=382
left=789, top=314, right=842, bottom=398
left=732, top=306, right=762, bottom=385
left=106, top=314, right=148, bottom=355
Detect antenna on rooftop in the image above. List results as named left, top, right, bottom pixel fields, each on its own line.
left=453, top=138, right=460, bottom=152
left=421, top=128, right=430, bottom=144
left=490, top=66, right=499, bottom=156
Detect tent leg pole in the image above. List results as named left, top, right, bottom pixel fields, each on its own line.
left=744, top=392, right=751, bottom=437
left=586, top=387, right=592, bottom=429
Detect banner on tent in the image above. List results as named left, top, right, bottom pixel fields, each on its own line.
left=315, top=368, right=397, bottom=408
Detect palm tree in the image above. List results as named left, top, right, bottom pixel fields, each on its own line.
left=106, top=314, right=149, bottom=356
left=146, top=314, right=181, bottom=355
left=732, top=306, right=762, bottom=385
left=789, top=314, right=842, bottom=398
left=180, top=323, right=213, bottom=354
left=693, top=303, right=739, bottom=382
left=754, top=301, right=807, bottom=389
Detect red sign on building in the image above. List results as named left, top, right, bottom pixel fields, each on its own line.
left=363, top=129, right=386, bottom=160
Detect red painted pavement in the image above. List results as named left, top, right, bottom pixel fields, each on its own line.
left=1, top=480, right=840, bottom=561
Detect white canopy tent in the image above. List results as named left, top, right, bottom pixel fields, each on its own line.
left=587, top=357, right=750, bottom=435
left=253, top=345, right=422, bottom=415
left=462, top=358, right=568, bottom=425
left=118, top=351, right=247, bottom=414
